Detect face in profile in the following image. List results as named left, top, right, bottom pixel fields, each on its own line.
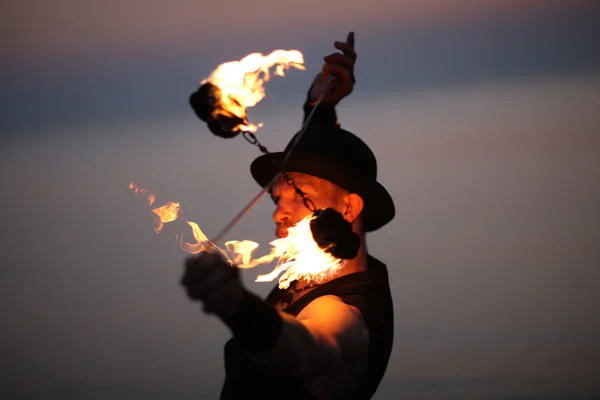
left=270, top=172, right=347, bottom=239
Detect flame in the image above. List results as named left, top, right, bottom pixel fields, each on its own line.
left=203, top=49, right=305, bottom=132
left=129, top=182, right=181, bottom=233
left=129, top=183, right=342, bottom=289
left=226, top=214, right=342, bottom=289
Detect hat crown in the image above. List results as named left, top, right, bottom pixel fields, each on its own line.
left=284, top=125, right=377, bottom=180
left=250, top=124, right=395, bottom=231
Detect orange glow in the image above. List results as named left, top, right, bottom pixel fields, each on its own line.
left=225, top=215, right=342, bottom=289
left=202, top=49, right=305, bottom=132
left=129, top=182, right=181, bottom=233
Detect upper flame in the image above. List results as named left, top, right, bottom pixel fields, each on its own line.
left=203, top=49, right=305, bottom=132
left=129, top=183, right=341, bottom=289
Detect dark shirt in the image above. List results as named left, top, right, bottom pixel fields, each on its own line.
left=220, top=254, right=394, bottom=400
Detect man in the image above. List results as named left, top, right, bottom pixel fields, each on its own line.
left=181, top=32, right=396, bottom=400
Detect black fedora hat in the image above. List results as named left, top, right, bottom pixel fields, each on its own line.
left=250, top=125, right=395, bottom=232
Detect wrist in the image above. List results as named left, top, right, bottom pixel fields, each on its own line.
left=201, top=275, right=246, bottom=319
left=221, top=289, right=283, bottom=354
left=303, top=100, right=338, bottom=126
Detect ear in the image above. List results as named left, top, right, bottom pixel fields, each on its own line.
left=342, top=193, right=364, bottom=224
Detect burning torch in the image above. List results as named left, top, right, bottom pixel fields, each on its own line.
left=189, top=51, right=359, bottom=260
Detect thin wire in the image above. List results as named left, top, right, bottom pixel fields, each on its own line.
left=208, top=174, right=279, bottom=246
left=281, top=74, right=334, bottom=169
left=208, top=75, right=334, bottom=246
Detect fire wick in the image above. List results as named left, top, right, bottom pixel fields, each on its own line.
left=207, top=75, right=335, bottom=247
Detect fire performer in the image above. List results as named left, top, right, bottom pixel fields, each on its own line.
left=180, top=32, right=395, bottom=400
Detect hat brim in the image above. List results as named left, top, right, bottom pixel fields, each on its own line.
left=250, top=152, right=395, bottom=232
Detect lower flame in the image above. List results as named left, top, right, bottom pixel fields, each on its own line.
left=129, top=183, right=180, bottom=233
left=129, top=182, right=341, bottom=289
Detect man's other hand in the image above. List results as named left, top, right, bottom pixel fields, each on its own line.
left=180, top=250, right=245, bottom=318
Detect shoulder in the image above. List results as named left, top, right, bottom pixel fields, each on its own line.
left=297, top=295, right=363, bottom=321
left=295, top=295, right=369, bottom=352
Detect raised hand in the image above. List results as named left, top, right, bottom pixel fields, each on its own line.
left=308, top=31, right=357, bottom=106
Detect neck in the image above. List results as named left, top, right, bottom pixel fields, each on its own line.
left=337, top=236, right=368, bottom=278
left=337, top=220, right=368, bottom=278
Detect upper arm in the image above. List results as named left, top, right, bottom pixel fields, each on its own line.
left=246, top=295, right=369, bottom=380
left=296, top=295, right=369, bottom=368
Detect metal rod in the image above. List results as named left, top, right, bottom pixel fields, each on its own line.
left=208, top=173, right=279, bottom=246
left=281, top=74, right=334, bottom=169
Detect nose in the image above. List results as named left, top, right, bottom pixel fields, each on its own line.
left=272, top=202, right=291, bottom=225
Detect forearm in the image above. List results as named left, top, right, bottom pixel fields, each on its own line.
left=302, top=87, right=340, bottom=127
left=220, top=289, right=283, bottom=355
left=247, top=312, right=340, bottom=379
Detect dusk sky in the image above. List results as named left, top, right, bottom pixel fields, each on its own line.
left=1, top=1, right=599, bottom=399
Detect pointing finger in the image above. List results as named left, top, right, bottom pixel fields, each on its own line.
left=347, top=31, right=355, bottom=49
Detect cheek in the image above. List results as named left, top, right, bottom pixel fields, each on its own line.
left=290, top=205, right=313, bottom=223
left=275, top=197, right=314, bottom=224
left=285, top=199, right=315, bottom=224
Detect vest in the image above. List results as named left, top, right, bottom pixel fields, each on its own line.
left=220, top=255, right=394, bottom=400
